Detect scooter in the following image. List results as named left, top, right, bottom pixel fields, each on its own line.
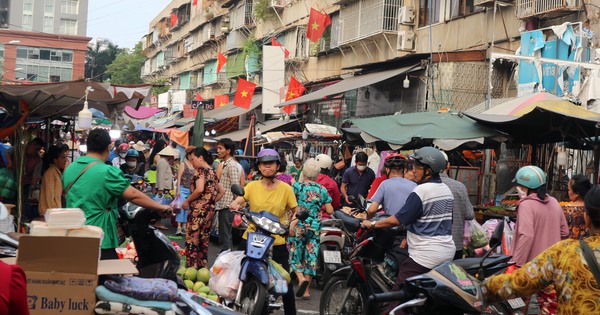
left=119, top=202, right=182, bottom=284
left=229, top=184, right=295, bottom=315
left=319, top=205, right=515, bottom=315
left=368, top=220, right=526, bottom=315
left=316, top=216, right=345, bottom=289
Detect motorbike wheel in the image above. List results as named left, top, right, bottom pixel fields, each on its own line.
left=236, top=277, right=267, bottom=315
left=320, top=276, right=367, bottom=315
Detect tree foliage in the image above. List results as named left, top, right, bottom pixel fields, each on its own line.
left=106, top=42, right=145, bottom=84
left=85, top=39, right=122, bottom=81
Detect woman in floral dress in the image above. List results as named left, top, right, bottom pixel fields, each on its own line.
left=182, top=147, right=224, bottom=269
left=562, top=174, right=592, bottom=239
left=288, top=159, right=333, bottom=299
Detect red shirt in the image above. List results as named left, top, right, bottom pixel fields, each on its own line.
left=0, top=262, right=29, bottom=315
left=316, top=174, right=341, bottom=217
left=367, top=175, right=388, bottom=199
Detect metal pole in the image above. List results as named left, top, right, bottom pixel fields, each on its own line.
left=192, top=107, right=204, bottom=148
left=486, top=0, right=497, bottom=110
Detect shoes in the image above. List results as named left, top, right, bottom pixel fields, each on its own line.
left=175, top=229, right=182, bottom=236
left=296, top=280, right=309, bottom=298
left=302, top=294, right=310, bottom=300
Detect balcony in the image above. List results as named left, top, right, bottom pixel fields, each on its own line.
left=226, top=30, right=247, bottom=51
left=339, top=0, right=401, bottom=45
left=516, top=0, right=582, bottom=19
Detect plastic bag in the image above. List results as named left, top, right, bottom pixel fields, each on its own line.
left=502, top=217, right=515, bottom=255
left=467, top=219, right=488, bottom=248
left=170, top=196, right=182, bottom=211
left=209, top=251, right=245, bottom=299
left=153, top=193, right=173, bottom=206
left=268, top=260, right=289, bottom=294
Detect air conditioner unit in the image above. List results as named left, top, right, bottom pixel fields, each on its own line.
left=271, top=0, right=285, bottom=8
left=397, top=31, right=415, bottom=51
left=399, top=6, right=415, bottom=25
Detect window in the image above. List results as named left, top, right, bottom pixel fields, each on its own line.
left=45, top=0, right=55, bottom=14
left=447, top=0, right=483, bottom=19
left=49, top=75, right=60, bottom=82
left=61, top=0, right=78, bottom=14
left=44, top=16, right=54, bottom=33
left=59, top=19, right=77, bottom=35
left=0, top=45, right=4, bottom=59
left=23, top=0, right=33, bottom=13
left=418, top=0, right=441, bottom=28
left=16, top=46, right=74, bottom=62
left=22, top=14, right=33, bottom=30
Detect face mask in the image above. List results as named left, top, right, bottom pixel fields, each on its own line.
left=516, top=186, right=528, bottom=199
left=357, top=165, right=367, bottom=171
left=127, top=161, right=137, bottom=168
left=119, top=153, right=127, bottom=158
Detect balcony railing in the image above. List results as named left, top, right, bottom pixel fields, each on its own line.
left=516, top=0, right=582, bottom=19
left=339, top=0, right=401, bottom=45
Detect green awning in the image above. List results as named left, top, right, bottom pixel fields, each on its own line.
left=352, top=111, right=504, bottom=150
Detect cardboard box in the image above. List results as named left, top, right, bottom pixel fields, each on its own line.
left=13, top=236, right=138, bottom=315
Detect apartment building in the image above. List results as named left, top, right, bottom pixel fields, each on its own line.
left=0, top=0, right=90, bottom=82
left=141, top=0, right=590, bottom=128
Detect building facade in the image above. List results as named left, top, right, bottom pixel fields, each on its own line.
left=0, top=0, right=90, bottom=82
left=140, top=0, right=592, bottom=127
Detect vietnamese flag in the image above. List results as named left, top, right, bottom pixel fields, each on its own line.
left=214, top=95, right=229, bottom=108
left=217, top=52, right=227, bottom=73
left=283, top=76, right=306, bottom=115
left=170, top=13, right=178, bottom=28
left=271, top=36, right=290, bottom=59
left=193, top=0, right=198, bottom=5
left=306, top=8, right=331, bottom=42
left=234, top=78, right=256, bottom=109
left=195, top=92, right=203, bottom=100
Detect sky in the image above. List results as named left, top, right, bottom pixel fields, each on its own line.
left=86, top=0, right=170, bottom=49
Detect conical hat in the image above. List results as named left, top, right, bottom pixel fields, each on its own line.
left=158, top=146, right=178, bottom=157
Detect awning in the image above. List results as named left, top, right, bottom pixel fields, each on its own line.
left=215, top=119, right=298, bottom=142
left=352, top=111, right=504, bottom=150
left=205, top=95, right=262, bottom=121
left=124, top=106, right=164, bottom=119
left=275, top=64, right=421, bottom=107
left=467, top=92, right=562, bottom=115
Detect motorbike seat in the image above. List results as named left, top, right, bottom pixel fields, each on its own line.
left=453, top=255, right=512, bottom=272
left=333, top=210, right=362, bottom=233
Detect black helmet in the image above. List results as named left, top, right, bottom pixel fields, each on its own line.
left=411, top=147, right=446, bottom=174
left=384, top=153, right=407, bottom=170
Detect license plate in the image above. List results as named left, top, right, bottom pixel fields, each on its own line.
left=507, top=297, right=526, bottom=309
left=323, top=250, right=341, bottom=264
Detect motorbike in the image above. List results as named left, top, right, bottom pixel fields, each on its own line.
left=228, top=184, right=300, bottom=315
left=368, top=220, right=526, bottom=315
left=319, top=205, right=516, bottom=315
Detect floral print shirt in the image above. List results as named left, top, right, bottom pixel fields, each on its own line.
left=293, top=181, right=332, bottom=233
left=562, top=204, right=590, bottom=239
left=484, top=236, right=600, bottom=314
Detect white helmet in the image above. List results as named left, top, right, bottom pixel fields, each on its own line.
left=315, top=154, right=333, bottom=170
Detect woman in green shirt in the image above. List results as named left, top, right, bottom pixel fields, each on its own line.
left=290, top=158, right=303, bottom=182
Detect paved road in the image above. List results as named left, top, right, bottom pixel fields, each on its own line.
left=160, top=218, right=323, bottom=315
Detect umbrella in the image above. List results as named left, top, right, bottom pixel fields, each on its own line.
left=466, top=100, right=600, bottom=146
left=352, top=111, right=504, bottom=150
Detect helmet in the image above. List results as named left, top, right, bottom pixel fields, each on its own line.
left=315, top=154, right=333, bottom=170
left=257, top=148, right=280, bottom=164
left=515, top=165, right=546, bottom=189
left=384, top=153, right=407, bottom=169
left=118, top=143, right=129, bottom=153
left=236, top=149, right=244, bottom=156
left=410, top=147, right=446, bottom=173
left=126, top=149, right=139, bottom=158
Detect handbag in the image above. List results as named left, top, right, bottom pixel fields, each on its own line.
left=579, top=239, right=600, bottom=288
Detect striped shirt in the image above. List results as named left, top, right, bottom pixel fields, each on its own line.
left=395, top=178, right=456, bottom=269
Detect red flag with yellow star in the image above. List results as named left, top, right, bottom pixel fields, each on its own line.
left=214, top=95, right=229, bottom=108
left=170, top=13, right=178, bottom=28
left=233, top=78, right=256, bottom=109
left=283, top=76, right=305, bottom=115
left=306, top=8, right=331, bottom=42
left=271, top=36, right=290, bottom=59
left=195, top=92, right=203, bottom=100
left=217, top=52, right=227, bottom=73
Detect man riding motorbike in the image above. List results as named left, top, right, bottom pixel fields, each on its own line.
left=366, top=153, right=416, bottom=218
left=229, top=148, right=298, bottom=315
left=120, top=149, right=145, bottom=177
left=361, top=147, right=455, bottom=289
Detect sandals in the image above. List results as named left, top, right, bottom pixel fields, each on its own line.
left=296, top=280, right=309, bottom=298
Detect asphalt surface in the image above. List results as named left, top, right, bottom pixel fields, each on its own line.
left=159, top=217, right=323, bottom=315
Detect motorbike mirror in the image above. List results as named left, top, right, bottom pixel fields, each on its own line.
left=348, top=195, right=356, bottom=202
left=231, top=184, right=245, bottom=197
left=359, top=195, right=367, bottom=208
left=489, top=220, right=505, bottom=249
left=296, top=210, right=309, bottom=221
